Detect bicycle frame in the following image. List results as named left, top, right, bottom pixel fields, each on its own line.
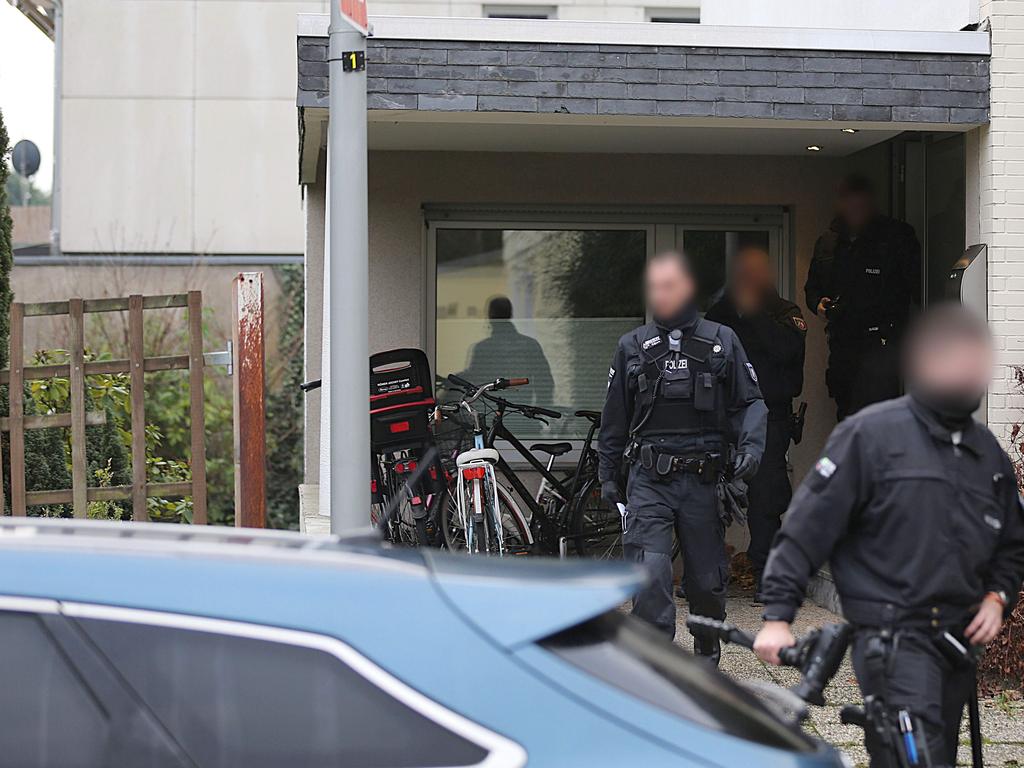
left=484, top=403, right=599, bottom=535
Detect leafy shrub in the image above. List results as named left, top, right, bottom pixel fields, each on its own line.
left=979, top=365, right=1024, bottom=689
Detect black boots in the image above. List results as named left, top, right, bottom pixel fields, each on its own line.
left=694, top=635, right=721, bottom=667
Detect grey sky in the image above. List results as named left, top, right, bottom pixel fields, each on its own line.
left=0, top=3, right=54, bottom=191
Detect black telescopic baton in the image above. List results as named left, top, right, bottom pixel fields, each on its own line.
left=968, top=675, right=984, bottom=768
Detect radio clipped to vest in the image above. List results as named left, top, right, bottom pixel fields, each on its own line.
left=626, top=319, right=726, bottom=444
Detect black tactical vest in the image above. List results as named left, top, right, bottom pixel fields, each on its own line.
left=628, top=319, right=728, bottom=437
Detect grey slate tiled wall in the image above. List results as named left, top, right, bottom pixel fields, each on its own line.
left=297, top=37, right=989, bottom=123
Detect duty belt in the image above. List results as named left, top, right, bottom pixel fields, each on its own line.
left=635, top=443, right=724, bottom=484
left=843, top=598, right=973, bottom=631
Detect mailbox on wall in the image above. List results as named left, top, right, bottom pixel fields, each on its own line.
left=944, top=243, right=988, bottom=422
left=945, top=243, right=987, bottom=316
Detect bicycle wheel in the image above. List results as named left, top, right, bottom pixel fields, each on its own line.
left=568, top=476, right=682, bottom=561
left=570, top=475, right=623, bottom=559
left=441, top=482, right=531, bottom=554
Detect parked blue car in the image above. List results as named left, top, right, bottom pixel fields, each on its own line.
left=0, top=518, right=844, bottom=767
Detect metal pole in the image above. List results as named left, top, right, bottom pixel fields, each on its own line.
left=50, top=0, right=63, bottom=256
left=327, top=4, right=369, bottom=533
left=232, top=273, right=267, bottom=528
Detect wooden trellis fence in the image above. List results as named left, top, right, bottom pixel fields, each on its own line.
left=0, top=292, right=207, bottom=522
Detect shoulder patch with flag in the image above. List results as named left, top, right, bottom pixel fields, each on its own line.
left=745, top=362, right=758, bottom=383
left=815, top=457, right=837, bottom=479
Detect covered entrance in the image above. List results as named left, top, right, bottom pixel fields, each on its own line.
left=295, top=14, right=990, bottom=518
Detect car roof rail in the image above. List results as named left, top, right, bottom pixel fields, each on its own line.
left=0, top=517, right=385, bottom=553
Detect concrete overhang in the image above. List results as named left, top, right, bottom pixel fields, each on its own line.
left=296, top=14, right=991, bottom=183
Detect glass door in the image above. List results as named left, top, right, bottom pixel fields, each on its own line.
left=674, top=226, right=779, bottom=312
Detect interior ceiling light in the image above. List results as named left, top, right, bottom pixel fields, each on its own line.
left=806, top=145, right=822, bottom=152
left=841, top=128, right=858, bottom=134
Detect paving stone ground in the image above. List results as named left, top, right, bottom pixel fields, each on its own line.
left=670, top=593, right=1024, bottom=767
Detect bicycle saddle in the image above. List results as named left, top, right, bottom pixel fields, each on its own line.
left=574, top=410, right=601, bottom=423
left=529, top=442, right=573, bottom=457
left=456, top=447, right=500, bottom=466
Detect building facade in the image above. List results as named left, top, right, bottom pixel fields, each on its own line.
left=292, top=6, right=1016, bottom=549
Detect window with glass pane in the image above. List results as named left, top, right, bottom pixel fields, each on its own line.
left=682, top=229, right=771, bottom=311
left=436, top=229, right=646, bottom=438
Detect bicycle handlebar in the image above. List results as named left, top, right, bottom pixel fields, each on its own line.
left=524, top=403, right=563, bottom=419
left=446, top=373, right=476, bottom=391
left=442, top=375, right=561, bottom=421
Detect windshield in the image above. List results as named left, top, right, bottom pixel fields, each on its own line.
left=540, top=611, right=816, bottom=753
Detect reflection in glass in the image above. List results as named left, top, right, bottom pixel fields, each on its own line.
left=436, top=229, right=646, bottom=438
left=683, top=230, right=770, bottom=311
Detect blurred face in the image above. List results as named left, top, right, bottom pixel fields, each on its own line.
left=731, top=247, right=774, bottom=302
left=837, top=189, right=875, bottom=233
left=646, top=256, right=695, bottom=321
left=910, top=335, right=993, bottom=407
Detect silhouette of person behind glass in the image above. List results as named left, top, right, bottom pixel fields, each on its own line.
left=460, top=296, right=555, bottom=407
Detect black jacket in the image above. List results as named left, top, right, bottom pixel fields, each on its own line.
left=804, top=216, right=921, bottom=344
left=706, top=291, right=806, bottom=414
left=597, top=313, right=767, bottom=483
left=762, top=395, right=1024, bottom=626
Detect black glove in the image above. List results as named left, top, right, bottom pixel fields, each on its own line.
left=601, top=480, right=623, bottom=508
left=732, top=452, right=758, bottom=481
left=717, top=477, right=749, bottom=528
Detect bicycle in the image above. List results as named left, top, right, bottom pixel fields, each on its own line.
left=437, top=374, right=623, bottom=559
left=367, top=348, right=446, bottom=547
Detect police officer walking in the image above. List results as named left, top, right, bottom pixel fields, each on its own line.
left=805, top=174, right=921, bottom=420
left=599, top=250, right=767, bottom=662
left=754, top=304, right=1024, bottom=767
left=707, top=244, right=806, bottom=601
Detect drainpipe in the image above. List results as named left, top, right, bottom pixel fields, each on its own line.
left=327, top=2, right=369, bottom=533
left=50, top=0, right=63, bottom=256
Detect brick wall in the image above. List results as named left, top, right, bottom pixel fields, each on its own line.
left=980, top=1, right=1024, bottom=443
left=297, top=37, right=989, bottom=123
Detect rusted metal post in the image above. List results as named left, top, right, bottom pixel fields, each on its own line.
left=231, top=273, right=265, bottom=528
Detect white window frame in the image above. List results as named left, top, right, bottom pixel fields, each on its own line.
left=483, top=4, right=557, bottom=19
left=0, top=597, right=527, bottom=768
left=425, top=203, right=792, bottom=366
left=645, top=6, right=701, bottom=23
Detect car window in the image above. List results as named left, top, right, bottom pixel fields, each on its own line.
left=77, top=616, right=492, bottom=768
left=540, top=611, right=815, bottom=752
left=0, top=612, right=110, bottom=767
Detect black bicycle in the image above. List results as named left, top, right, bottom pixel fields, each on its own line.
left=437, top=374, right=622, bottom=559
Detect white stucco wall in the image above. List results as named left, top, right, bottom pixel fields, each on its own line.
left=60, top=0, right=326, bottom=255
left=366, top=0, right=975, bottom=28
left=700, top=0, right=978, bottom=32
left=977, top=0, right=1024, bottom=447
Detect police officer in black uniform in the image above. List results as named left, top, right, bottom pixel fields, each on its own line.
left=754, top=305, right=1024, bottom=768
left=805, top=174, right=921, bottom=420
left=707, top=244, right=806, bottom=599
left=599, top=250, right=767, bottom=662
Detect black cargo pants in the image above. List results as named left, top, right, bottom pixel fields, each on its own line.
left=746, top=415, right=792, bottom=587
left=828, top=335, right=902, bottom=421
left=624, top=436, right=727, bottom=649
left=851, top=629, right=975, bottom=768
